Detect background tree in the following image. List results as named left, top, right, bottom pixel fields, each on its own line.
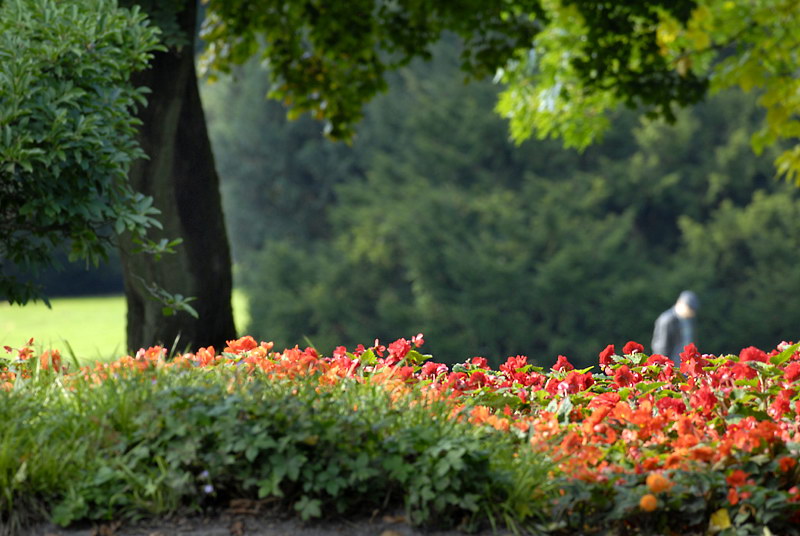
left=497, top=0, right=800, bottom=182
left=6, top=0, right=799, bottom=358
left=116, top=0, right=236, bottom=352
left=677, top=191, right=800, bottom=355
left=201, top=58, right=357, bottom=261
left=206, top=37, right=797, bottom=367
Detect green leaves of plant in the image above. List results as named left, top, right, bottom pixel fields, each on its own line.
left=0, top=0, right=161, bottom=304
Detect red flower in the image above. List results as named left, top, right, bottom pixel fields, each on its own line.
left=726, top=469, right=749, bottom=487
left=779, top=456, right=798, bottom=473
left=500, top=355, right=529, bottom=375
left=471, top=357, right=489, bottom=369
left=588, top=392, right=621, bottom=409
left=645, top=354, right=672, bottom=366
left=768, top=389, right=794, bottom=418
left=394, top=366, right=414, bottom=381
left=469, top=370, right=488, bottom=388
left=680, top=346, right=709, bottom=377
left=552, top=355, right=575, bottom=372
left=623, top=341, right=644, bottom=355
left=421, top=361, right=448, bottom=378
left=411, top=333, right=425, bottom=347
left=657, top=364, right=677, bottom=383
left=784, top=362, right=800, bottom=382
left=730, top=361, right=757, bottom=380
left=388, top=338, right=411, bottom=360
left=655, top=396, right=686, bottom=415
left=740, top=346, right=768, bottom=363
left=690, top=386, right=718, bottom=415
left=679, top=343, right=701, bottom=362
left=614, top=365, right=636, bottom=387
left=559, top=371, right=595, bottom=394
left=599, top=345, right=615, bottom=366
left=445, top=371, right=469, bottom=391
left=548, top=370, right=594, bottom=395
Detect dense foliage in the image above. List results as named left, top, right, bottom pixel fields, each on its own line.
left=200, top=0, right=800, bottom=184
left=2, top=334, right=800, bottom=535
left=0, top=0, right=161, bottom=305
left=204, top=40, right=800, bottom=367
left=0, top=338, right=553, bottom=535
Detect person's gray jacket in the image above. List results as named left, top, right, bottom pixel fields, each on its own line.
left=651, top=307, right=682, bottom=362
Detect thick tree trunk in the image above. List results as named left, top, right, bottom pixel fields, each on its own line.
left=120, top=2, right=236, bottom=352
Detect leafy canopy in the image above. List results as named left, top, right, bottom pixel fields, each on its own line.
left=202, top=0, right=800, bottom=182
left=498, top=0, right=800, bottom=183
left=200, top=0, right=544, bottom=139
left=0, top=0, right=162, bottom=304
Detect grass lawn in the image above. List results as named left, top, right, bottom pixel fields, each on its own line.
left=0, top=290, right=250, bottom=363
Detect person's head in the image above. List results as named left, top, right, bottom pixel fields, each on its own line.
left=675, top=290, right=700, bottom=318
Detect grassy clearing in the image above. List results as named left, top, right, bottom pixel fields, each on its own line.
left=0, top=291, right=250, bottom=363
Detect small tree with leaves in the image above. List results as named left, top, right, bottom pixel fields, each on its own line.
left=0, top=0, right=162, bottom=304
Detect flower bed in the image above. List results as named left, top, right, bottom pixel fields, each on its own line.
left=2, top=335, right=800, bottom=535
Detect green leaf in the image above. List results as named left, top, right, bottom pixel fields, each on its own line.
left=770, top=342, right=800, bottom=367
left=359, top=349, right=376, bottom=366
left=556, top=396, right=574, bottom=424
left=294, top=496, right=322, bottom=520
left=638, top=382, right=667, bottom=394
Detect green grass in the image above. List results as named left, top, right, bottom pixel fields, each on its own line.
left=0, top=291, right=250, bottom=363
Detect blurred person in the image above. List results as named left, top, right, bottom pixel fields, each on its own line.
left=651, top=290, right=700, bottom=366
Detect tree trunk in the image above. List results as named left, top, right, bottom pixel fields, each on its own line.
left=120, top=1, right=236, bottom=352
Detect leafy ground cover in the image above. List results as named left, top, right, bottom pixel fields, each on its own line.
left=2, top=335, right=800, bottom=536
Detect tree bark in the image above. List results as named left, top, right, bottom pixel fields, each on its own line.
left=120, top=1, right=236, bottom=352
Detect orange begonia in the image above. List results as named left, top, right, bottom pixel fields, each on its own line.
left=639, top=494, right=658, bottom=512
left=646, top=472, right=674, bottom=493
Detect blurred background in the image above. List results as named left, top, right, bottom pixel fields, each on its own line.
left=3, top=36, right=799, bottom=367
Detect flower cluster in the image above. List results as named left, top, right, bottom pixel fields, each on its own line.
left=3, top=334, right=800, bottom=530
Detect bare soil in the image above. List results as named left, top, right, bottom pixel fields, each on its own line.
left=29, top=507, right=513, bottom=536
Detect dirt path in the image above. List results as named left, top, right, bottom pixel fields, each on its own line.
left=30, top=510, right=513, bottom=536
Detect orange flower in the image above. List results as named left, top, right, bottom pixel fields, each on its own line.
left=779, top=456, right=797, bottom=473
left=663, top=451, right=686, bottom=470
left=646, top=473, right=674, bottom=493
left=689, top=446, right=715, bottom=463
left=641, top=457, right=661, bottom=471
left=726, top=469, right=749, bottom=487
left=195, top=346, right=217, bottom=367
left=486, top=414, right=510, bottom=432
left=470, top=405, right=492, bottom=425
left=513, top=420, right=530, bottom=433
left=639, top=493, right=658, bottom=512
left=39, top=349, right=62, bottom=372
left=223, top=335, right=259, bottom=354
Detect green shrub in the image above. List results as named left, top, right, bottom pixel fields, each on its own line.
left=0, top=365, right=553, bottom=534
left=0, top=0, right=161, bottom=304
